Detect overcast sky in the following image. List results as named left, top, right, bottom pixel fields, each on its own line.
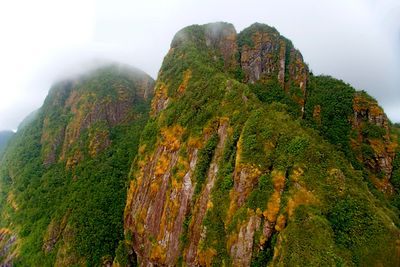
left=0, top=0, right=399, bottom=131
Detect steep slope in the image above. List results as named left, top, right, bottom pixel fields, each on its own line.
left=122, top=22, right=400, bottom=267
left=0, top=64, right=154, bottom=266
left=0, top=131, right=14, bottom=155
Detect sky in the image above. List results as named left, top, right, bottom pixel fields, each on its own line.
left=0, top=0, right=399, bottom=131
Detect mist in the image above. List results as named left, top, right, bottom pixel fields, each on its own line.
left=0, top=0, right=399, bottom=131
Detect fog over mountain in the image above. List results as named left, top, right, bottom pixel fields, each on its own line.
left=0, top=0, right=399, bottom=131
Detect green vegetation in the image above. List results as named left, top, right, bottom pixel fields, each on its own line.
left=304, top=75, right=355, bottom=157
left=1, top=22, right=399, bottom=267
left=0, top=131, right=14, bottom=155
left=193, top=133, right=219, bottom=195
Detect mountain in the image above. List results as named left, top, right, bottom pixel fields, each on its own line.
left=122, top=22, right=400, bottom=266
left=1, top=22, right=399, bottom=267
left=0, top=131, right=14, bottom=155
left=0, top=64, right=154, bottom=266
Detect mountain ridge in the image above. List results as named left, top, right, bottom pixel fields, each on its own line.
left=122, top=22, right=399, bottom=266
left=1, top=22, right=399, bottom=267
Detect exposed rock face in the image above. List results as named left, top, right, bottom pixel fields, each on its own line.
left=204, top=22, right=238, bottom=70
left=352, top=92, right=397, bottom=193
left=124, top=121, right=229, bottom=266
left=230, top=215, right=261, bottom=267
left=185, top=121, right=228, bottom=265
left=238, top=24, right=308, bottom=112
left=0, top=228, right=16, bottom=267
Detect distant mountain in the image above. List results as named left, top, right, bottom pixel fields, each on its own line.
left=0, top=64, right=154, bottom=266
left=1, top=23, right=399, bottom=267
left=0, top=130, right=14, bottom=154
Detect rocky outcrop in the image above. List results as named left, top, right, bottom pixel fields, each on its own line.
left=124, top=125, right=187, bottom=266
left=185, top=121, right=228, bottom=265
left=230, top=215, right=261, bottom=267
left=124, top=120, right=229, bottom=266
left=352, top=92, right=397, bottom=193
left=0, top=228, right=16, bottom=267
left=238, top=24, right=308, bottom=112
left=204, top=22, right=238, bottom=70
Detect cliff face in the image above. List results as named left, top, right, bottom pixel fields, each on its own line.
left=238, top=24, right=308, bottom=113
left=122, top=23, right=400, bottom=267
left=351, top=92, right=397, bottom=193
left=0, top=64, right=154, bottom=266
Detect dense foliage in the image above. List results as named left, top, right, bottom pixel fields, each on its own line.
left=0, top=131, right=14, bottom=155
left=0, top=65, right=153, bottom=266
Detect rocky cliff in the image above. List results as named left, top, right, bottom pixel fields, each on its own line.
left=122, top=22, right=400, bottom=266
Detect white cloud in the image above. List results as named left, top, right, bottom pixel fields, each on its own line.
left=0, top=0, right=399, bottom=130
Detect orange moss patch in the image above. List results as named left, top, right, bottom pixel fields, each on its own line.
left=175, top=155, right=190, bottom=181
left=386, top=139, right=398, bottom=154
left=88, top=129, right=110, bottom=157
left=256, top=207, right=263, bottom=217
left=155, top=154, right=170, bottom=177
left=188, top=136, right=203, bottom=149
left=150, top=182, right=159, bottom=196
left=353, top=93, right=383, bottom=116
left=272, top=170, right=285, bottom=192
left=369, top=138, right=385, bottom=155
left=235, top=132, right=243, bottom=166
left=125, top=180, right=137, bottom=212
left=262, top=170, right=286, bottom=223
left=161, top=125, right=185, bottom=151
left=65, top=150, right=83, bottom=169
left=207, top=200, right=214, bottom=210
left=138, top=144, right=147, bottom=155
left=0, top=228, right=12, bottom=235
left=275, top=214, right=286, bottom=232
left=150, top=244, right=166, bottom=263
left=313, top=105, right=321, bottom=124
left=6, top=192, right=18, bottom=211
left=198, top=247, right=217, bottom=267
left=151, top=82, right=169, bottom=115
left=171, top=178, right=182, bottom=190
left=178, top=69, right=192, bottom=93
left=371, top=175, right=394, bottom=195
left=265, top=191, right=281, bottom=223
left=290, top=167, right=304, bottom=183
left=287, top=187, right=317, bottom=218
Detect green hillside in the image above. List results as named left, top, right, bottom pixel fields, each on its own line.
left=0, top=64, right=154, bottom=266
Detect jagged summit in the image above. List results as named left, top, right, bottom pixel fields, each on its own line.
left=122, top=22, right=400, bottom=266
